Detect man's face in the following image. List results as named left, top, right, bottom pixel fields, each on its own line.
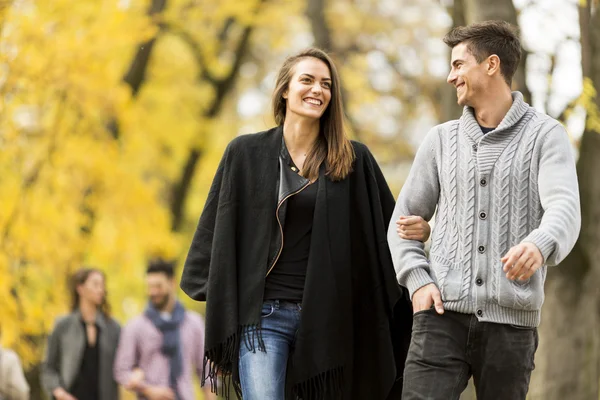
left=146, top=272, right=173, bottom=311
left=447, top=42, right=489, bottom=107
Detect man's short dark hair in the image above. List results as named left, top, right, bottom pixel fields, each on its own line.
left=146, top=258, right=175, bottom=278
left=443, top=20, right=521, bottom=86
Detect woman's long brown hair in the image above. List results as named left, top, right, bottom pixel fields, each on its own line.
left=272, top=48, right=355, bottom=182
left=70, top=268, right=111, bottom=316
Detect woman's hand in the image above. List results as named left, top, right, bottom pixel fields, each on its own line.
left=396, top=216, right=431, bottom=242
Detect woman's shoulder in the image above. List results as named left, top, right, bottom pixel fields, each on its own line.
left=350, top=140, right=376, bottom=164
left=226, top=126, right=280, bottom=153
left=102, top=314, right=121, bottom=331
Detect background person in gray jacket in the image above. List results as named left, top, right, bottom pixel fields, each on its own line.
left=388, top=21, right=581, bottom=400
left=41, top=268, right=120, bottom=400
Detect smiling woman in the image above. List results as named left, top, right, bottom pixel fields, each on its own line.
left=180, top=47, right=430, bottom=400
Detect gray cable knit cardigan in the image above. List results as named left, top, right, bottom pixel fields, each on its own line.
left=387, top=92, right=581, bottom=327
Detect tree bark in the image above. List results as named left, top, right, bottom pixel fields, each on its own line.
left=306, top=0, right=332, bottom=52
left=529, top=4, right=600, bottom=399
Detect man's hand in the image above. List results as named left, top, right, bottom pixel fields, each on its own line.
left=142, top=386, right=175, bottom=400
left=501, top=242, right=543, bottom=281
left=396, top=216, right=431, bottom=242
left=412, top=283, right=444, bottom=314
left=53, top=387, right=77, bottom=400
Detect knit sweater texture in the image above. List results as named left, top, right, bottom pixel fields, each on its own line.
left=387, top=92, right=581, bottom=327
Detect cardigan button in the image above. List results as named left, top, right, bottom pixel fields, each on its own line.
left=478, top=245, right=485, bottom=253
left=476, top=278, right=483, bottom=286
left=472, top=143, right=478, bottom=151
left=477, top=309, right=483, bottom=317
left=479, top=211, right=487, bottom=220
left=480, top=178, right=487, bottom=186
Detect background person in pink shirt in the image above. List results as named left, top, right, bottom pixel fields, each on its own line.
left=113, top=259, right=216, bottom=400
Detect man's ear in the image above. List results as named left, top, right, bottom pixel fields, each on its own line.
left=487, top=54, right=501, bottom=77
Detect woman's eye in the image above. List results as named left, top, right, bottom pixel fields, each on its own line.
left=322, top=82, right=331, bottom=89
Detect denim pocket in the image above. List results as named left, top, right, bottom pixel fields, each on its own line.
left=260, top=303, right=275, bottom=319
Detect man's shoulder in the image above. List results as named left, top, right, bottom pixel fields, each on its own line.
left=528, top=110, right=563, bottom=133
left=435, top=119, right=460, bottom=134
left=122, top=315, right=150, bottom=332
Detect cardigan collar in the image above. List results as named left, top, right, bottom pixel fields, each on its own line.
left=460, top=91, right=531, bottom=143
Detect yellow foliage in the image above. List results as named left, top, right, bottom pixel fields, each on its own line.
left=0, top=0, right=175, bottom=365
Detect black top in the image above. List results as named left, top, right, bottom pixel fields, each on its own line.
left=264, top=179, right=318, bottom=302
left=479, top=124, right=495, bottom=134
left=70, top=323, right=100, bottom=400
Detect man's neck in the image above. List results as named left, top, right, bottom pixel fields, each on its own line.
left=473, top=88, right=513, bottom=128
left=158, top=296, right=176, bottom=314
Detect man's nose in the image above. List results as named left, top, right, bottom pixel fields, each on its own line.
left=447, top=70, right=457, bottom=85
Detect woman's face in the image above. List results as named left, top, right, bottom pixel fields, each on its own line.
left=283, top=57, right=332, bottom=121
left=78, top=271, right=106, bottom=307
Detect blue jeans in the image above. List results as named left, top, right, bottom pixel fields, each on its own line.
left=239, top=300, right=302, bottom=400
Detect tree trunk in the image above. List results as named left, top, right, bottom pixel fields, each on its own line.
left=306, top=0, right=332, bottom=52
left=304, top=0, right=363, bottom=142
left=529, top=4, right=600, bottom=399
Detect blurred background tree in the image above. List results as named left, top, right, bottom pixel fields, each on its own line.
left=0, top=0, right=596, bottom=399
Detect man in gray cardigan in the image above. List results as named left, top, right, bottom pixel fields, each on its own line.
left=388, top=21, right=581, bottom=400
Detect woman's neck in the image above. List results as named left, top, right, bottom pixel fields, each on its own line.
left=79, top=301, right=98, bottom=323
left=283, top=116, right=320, bottom=155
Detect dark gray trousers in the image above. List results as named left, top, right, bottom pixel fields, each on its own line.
left=401, top=309, right=538, bottom=400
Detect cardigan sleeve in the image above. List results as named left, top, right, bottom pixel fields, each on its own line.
left=387, top=127, right=441, bottom=299
left=521, top=122, right=581, bottom=265
left=180, top=143, right=233, bottom=301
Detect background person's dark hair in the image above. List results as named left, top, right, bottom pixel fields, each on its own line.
left=443, top=20, right=521, bottom=86
left=70, top=267, right=111, bottom=316
left=146, top=258, right=176, bottom=278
